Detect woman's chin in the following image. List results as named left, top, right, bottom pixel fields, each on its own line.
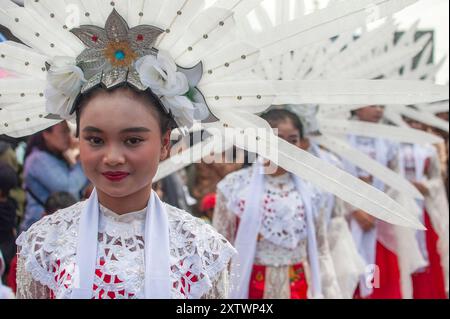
left=97, top=185, right=133, bottom=199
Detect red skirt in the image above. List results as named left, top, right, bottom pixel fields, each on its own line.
left=411, top=211, right=447, bottom=299
left=249, top=263, right=308, bottom=299
left=354, top=241, right=402, bottom=299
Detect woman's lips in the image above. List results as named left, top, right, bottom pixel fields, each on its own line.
left=102, top=172, right=130, bottom=182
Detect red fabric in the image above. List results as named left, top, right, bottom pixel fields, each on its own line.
left=289, top=263, right=309, bottom=299
left=248, top=265, right=266, bottom=299
left=354, top=241, right=402, bottom=299
left=200, top=193, right=216, bottom=212
left=6, top=255, right=17, bottom=294
left=368, top=241, right=402, bottom=299
left=411, top=211, right=447, bottom=299
left=248, top=263, right=308, bottom=299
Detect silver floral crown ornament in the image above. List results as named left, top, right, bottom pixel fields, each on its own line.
left=45, top=9, right=211, bottom=130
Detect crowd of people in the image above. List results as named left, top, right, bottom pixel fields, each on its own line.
left=1, top=103, right=448, bottom=299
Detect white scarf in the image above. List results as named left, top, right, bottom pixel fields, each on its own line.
left=398, top=143, right=430, bottom=264
left=398, top=144, right=428, bottom=195
left=71, top=189, right=171, bottom=299
left=230, top=164, right=323, bottom=299
left=347, top=135, right=387, bottom=297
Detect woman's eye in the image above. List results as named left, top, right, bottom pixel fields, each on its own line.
left=125, top=138, right=143, bottom=146
left=85, top=137, right=104, bottom=146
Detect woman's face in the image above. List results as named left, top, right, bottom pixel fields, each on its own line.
left=355, top=105, right=384, bottom=123
left=271, top=119, right=302, bottom=175
left=403, top=116, right=425, bottom=131
left=43, top=121, right=71, bottom=153
left=79, top=90, right=171, bottom=201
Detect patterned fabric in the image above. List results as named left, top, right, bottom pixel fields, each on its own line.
left=16, top=201, right=235, bottom=299
left=214, top=167, right=342, bottom=298
left=218, top=168, right=309, bottom=250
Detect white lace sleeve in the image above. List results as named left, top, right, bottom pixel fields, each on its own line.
left=212, top=190, right=237, bottom=245
left=202, top=269, right=229, bottom=299
left=315, top=204, right=343, bottom=299
left=16, top=247, right=51, bottom=299
left=327, top=198, right=366, bottom=299
left=14, top=205, right=82, bottom=299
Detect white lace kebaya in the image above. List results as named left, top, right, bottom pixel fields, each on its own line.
left=16, top=194, right=236, bottom=299
left=214, top=166, right=342, bottom=299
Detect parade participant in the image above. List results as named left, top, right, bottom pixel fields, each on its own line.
left=214, top=109, right=341, bottom=299
left=20, top=121, right=88, bottom=232
left=0, top=162, right=18, bottom=283
left=0, top=0, right=446, bottom=299
left=398, top=117, right=449, bottom=298
left=346, top=105, right=403, bottom=299
left=8, top=9, right=235, bottom=299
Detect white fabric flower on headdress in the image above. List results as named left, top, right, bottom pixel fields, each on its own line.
left=45, top=57, right=86, bottom=121
left=136, top=50, right=209, bottom=128
left=135, top=51, right=189, bottom=97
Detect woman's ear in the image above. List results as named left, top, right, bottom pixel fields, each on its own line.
left=160, top=130, right=172, bottom=161
left=42, top=130, right=51, bottom=143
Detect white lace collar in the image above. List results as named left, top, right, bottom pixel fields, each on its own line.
left=99, top=204, right=147, bottom=223
left=16, top=201, right=235, bottom=299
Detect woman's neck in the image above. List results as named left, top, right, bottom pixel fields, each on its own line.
left=96, top=184, right=153, bottom=215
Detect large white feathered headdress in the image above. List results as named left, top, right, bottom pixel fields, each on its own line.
left=1, top=0, right=449, bottom=229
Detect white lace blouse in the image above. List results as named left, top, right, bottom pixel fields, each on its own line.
left=213, top=167, right=342, bottom=298
left=16, top=201, right=236, bottom=299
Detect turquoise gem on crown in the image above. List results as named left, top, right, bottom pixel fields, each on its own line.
left=115, top=50, right=125, bottom=61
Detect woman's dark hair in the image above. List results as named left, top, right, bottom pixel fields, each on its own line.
left=75, top=85, right=176, bottom=137
left=24, top=125, right=58, bottom=161
left=261, top=108, right=305, bottom=139
left=0, top=162, right=18, bottom=196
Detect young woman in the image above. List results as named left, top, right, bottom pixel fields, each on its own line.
left=20, top=122, right=88, bottom=232
left=398, top=118, right=448, bottom=299
left=12, top=8, right=236, bottom=299
left=15, top=84, right=235, bottom=299
left=213, top=109, right=342, bottom=299
left=1, top=1, right=442, bottom=300
left=346, top=105, right=403, bottom=299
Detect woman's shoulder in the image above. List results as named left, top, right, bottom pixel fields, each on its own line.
left=164, top=203, right=236, bottom=279
left=26, top=149, right=53, bottom=161
left=15, top=201, right=84, bottom=290
left=216, top=165, right=253, bottom=195
left=165, top=203, right=235, bottom=250
left=25, top=149, right=62, bottom=171
left=17, top=201, right=84, bottom=249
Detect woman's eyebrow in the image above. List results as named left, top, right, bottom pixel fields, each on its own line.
left=120, top=127, right=152, bottom=133
left=82, top=126, right=103, bottom=133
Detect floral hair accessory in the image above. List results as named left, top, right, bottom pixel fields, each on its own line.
left=45, top=9, right=209, bottom=129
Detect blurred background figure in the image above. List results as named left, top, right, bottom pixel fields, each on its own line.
left=0, top=162, right=18, bottom=285
left=20, top=122, right=88, bottom=233
left=346, top=105, right=403, bottom=299
left=187, top=148, right=244, bottom=216
left=399, top=116, right=449, bottom=298
left=0, top=250, right=14, bottom=299
left=199, top=193, right=216, bottom=224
